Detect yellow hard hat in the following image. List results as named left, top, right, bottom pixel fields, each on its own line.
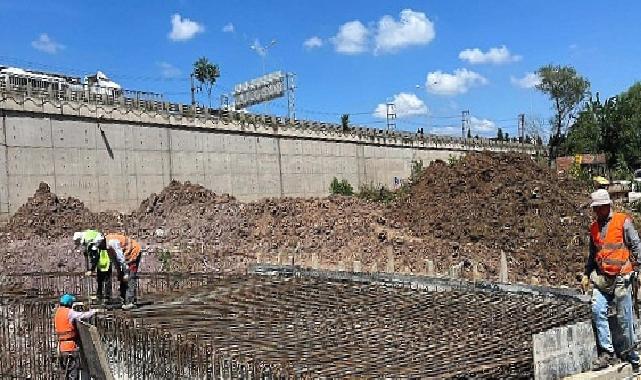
left=593, top=176, right=610, bottom=186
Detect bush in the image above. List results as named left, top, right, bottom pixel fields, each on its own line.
left=357, top=183, right=395, bottom=203
left=447, top=154, right=461, bottom=166
left=330, top=177, right=354, bottom=196
left=410, top=159, right=424, bottom=183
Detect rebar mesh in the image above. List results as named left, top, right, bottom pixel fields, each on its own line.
left=0, top=272, right=590, bottom=379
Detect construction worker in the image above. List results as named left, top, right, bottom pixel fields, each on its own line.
left=54, top=293, right=98, bottom=380
left=93, top=233, right=143, bottom=310
left=582, top=189, right=641, bottom=371
left=73, top=230, right=112, bottom=303
left=593, top=176, right=610, bottom=190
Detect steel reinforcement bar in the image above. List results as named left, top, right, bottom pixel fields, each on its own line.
left=0, top=272, right=590, bottom=379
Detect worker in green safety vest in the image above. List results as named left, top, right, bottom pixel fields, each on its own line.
left=73, top=230, right=112, bottom=303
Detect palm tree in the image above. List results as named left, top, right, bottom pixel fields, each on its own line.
left=192, top=57, right=220, bottom=108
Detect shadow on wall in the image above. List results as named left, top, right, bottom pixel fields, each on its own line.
left=99, top=127, right=114, bottom=159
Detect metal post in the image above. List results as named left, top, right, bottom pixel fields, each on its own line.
left=461, top=110, right=469, bottom=138
left=190, top=74, right=196, bottom=107
left=286, top=73, right=296, bottom=123
left=386, top=103, right=396, bottom=131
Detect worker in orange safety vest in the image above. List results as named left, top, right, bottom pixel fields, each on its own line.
left=93, top=233, right=143, bottom=310
left=582, top=189, right=641, bottom=372
left=54, top=293, right=98, bottom=380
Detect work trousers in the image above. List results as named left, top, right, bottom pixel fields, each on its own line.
left=58, top=351, right=82, bottom=380
left=118, top=254, right=142, bottom=304
left=96, top=267, right=112, bottom=301
left=591, top=274, right=639, bottom=363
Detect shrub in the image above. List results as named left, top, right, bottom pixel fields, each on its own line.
left=357, top=183, right=395, bottom=203
left=330, top=177, right=354, bottom=196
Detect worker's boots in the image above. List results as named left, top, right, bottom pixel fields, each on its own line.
left=592, top=350, right=618, bottom=370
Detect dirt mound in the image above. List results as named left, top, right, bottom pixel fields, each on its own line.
left=3, top=183, right=98, bottom=238
left=390, top=152, right=590, bottom=284
left=135, top=180, right=235, bottom=218
left=2, top=156, right=593, bottom=286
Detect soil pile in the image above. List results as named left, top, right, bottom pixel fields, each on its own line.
left=391, top=152, right=590, bottom=284
left=4, top=183, right=97, bottom=238
left=2, top=153, right=593, bottom=286
left=135, top=180, right=235, bottom=219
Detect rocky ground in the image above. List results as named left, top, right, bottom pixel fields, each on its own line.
left=0, top=152, right=593, bottom=287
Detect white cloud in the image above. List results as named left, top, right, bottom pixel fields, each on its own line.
left=222, top=23, right=234, bottom=33
left=469, top=117, right=496, bottom=133
left=429, top=117, right=496, bottom=137
left=374, top=93, right=428, bottom=118
left=428, top=126, right=461, bottom=136
left=331, top=20, right=369, bottom=54
left=31, top=34, right=65, bottom=54
left=158, top=62, right=181, bottom=79
left=511, top=72, right=541, bottom=89
left=426, top=69, right=488, bottom=96
left=374, top=9, right=435, bottom=54
left=458, top=45, right=521, bottom=65
left=168, top=14, right=204, bottom=41
left=303, top=36, right=323, bottom=50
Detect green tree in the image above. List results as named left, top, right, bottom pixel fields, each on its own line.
left=505, top=132, right=510, bottom=141
left=467, top=129, right=472, bottom=138
left=341, top=114, right=349, bottom=131
left=497, top=128, right=504, bottom=141
left=536, top=65, right=590, bottom=160
left=193, top=57, right=221, bottom=107
left=565, top=83, right=641, bottom=170
left=560, top=95, right=602, bottom=156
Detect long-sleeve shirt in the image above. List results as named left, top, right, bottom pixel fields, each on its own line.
left=67, top=309, right=97, bottom=323
left=106, top=239, right=127, bottom=267
left=585, top=212, right=641, bottom=275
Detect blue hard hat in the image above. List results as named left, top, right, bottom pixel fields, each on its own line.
left=60, top=294, right=76, bottom=306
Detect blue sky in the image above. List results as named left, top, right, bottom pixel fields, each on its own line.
left=1, top=1, right=640, bottom=138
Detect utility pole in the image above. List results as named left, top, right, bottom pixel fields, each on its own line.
left=461, top=110, right=469, bottom=138
left=518, top=113, right=526, bottom=144
left=286, top=72, right=296, bottom=123
left=386, top=102, right=397, bottom=131
left=190, top=73, right=196, bottom=107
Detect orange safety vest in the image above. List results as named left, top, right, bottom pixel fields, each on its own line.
left=106, top=233, right=141, bottom=263
left=54, top=307, right=78, bottom=353
left=590, top=212, right=634, bottom=276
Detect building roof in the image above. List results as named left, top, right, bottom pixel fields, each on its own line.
left=555, top=154, right=607, bottom=172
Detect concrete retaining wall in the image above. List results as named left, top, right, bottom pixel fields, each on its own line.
left=0, top=92, right=541, bottom=221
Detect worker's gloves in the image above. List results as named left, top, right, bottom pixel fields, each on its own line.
left=122, top=272, right=130, bottom=282
left=84, top=270, right=93, bottom=277
left=581, top=274, right=590, bottom=291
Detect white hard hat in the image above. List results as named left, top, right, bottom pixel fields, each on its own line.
left=73, top=232, right=83, bottom=243
left=590, top=189, right=612, bottom=207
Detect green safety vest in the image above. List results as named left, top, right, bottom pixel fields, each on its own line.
left=97, top=250, right=111, bottom=272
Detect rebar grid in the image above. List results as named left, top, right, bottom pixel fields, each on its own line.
left=101, top=275, right=589, bottom=379
left=0, top=272, right=590, bottom=379
left=0, top=272, right=233, bottom=379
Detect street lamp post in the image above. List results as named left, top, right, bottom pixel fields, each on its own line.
left=250, top=39, right=277, bottom=114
